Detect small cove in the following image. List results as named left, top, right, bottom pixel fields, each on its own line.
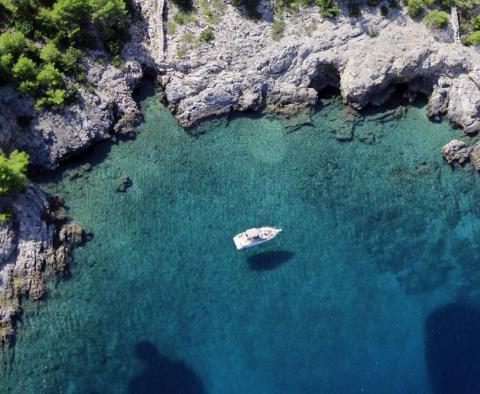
left=2, top=89, right=480, bottom=393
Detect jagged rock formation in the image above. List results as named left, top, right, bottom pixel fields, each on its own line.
left=0, top=58, right=143, bottom=169
left=150, top=3, right=479, bottom=135
left=0, top=186, right=83, bottom=343
left=441, top=139, right=472, bottom=165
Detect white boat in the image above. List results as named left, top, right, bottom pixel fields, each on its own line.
left=233, top=227, right=282, bottom=250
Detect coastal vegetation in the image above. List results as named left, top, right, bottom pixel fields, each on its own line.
left=423, top=9, right=450, bottom=28
left=0, top=150, right=29, bottom=222
left=0, top=0, right=130, bottom=108
left=0, top=150, right=29, bottom=196
left=271, top=18, right=286, bottom=40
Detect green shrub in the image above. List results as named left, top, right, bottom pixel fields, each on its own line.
left=407, top=0, right=424, bottom=17
left=0, top=207, right=12, bottom=223
left=173, top=11, right=196, bottom=25
left=200, top=0, right=220, bottom=24
left=62, top=46, right=82, bottom=74
left=35, top=88, right=65, bottom=108
left=465, top=30, right=480, bottom=45
left=89, top=0, right=128, bottom=55
left=167, top=21, right=176, bottom=35
left=0, top=150, right=29, bottom=195
left=0, top=0, right=131, bottom=106
left=199, top=27, right=215, bottom=42
left=181, top=31, right=196, bottom=44
left=12, top=54, right=37, bottom=81
left=271, top=18, right=286, bottom=41
left=37, top=63, right=63, bottom=88
left=0, top=30, right=25, bottom=56
left=38, top=0, right=90, bottom=42
left=472, top=14, right=480, bottom=30
left=423, top=9, right=449, bottom=28
left=18, top=80, right=39, bottom=94
left=316, top=0, right=339, bottom=18
left=0, top=53, right=13, bottom=81
left=40, top=41, right=62, bottom=64
left=176, top=47, right=187, bottom=58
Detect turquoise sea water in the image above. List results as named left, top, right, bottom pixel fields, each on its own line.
left=2, top=87, right=480, bottom=393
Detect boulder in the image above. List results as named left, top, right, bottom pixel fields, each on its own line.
left=441, top=139, right=471, bottom=165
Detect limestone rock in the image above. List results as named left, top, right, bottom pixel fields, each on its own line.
left=0, top=58, right=143, bottom=170
left=441, top=139, right=471, bottom=164
left=470, top=141, right=480, bottom=171
left=138, top=1, right=480, bottom=137
left=0, top=185, right=76, bottom=343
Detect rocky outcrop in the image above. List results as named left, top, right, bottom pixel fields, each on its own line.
left=144, top=2, right=479, bottom=133
left=441, top=139, right=471, bottom=165
left=0, top=58, right=143, bottom=170
left=0, top=186, right=82, bottom=343
left=470, top=142, right=480, bottom=171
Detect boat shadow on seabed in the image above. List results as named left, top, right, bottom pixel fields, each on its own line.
left=246, top=250, right=295, bottom=271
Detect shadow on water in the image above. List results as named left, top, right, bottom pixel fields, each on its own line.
left=128, top=341, right=205, bottom=394
left=247, top=250, right=294, bottom=271
left=425, top=302, right=480, bottom=394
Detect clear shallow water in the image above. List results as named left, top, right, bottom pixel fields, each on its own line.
left=2, top=90, right=480, bottom=393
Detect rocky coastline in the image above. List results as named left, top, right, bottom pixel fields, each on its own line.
left=0, top=0, right=479, bottom=342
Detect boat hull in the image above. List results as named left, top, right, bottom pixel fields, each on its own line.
left=233, top=227, right=282, bottom=250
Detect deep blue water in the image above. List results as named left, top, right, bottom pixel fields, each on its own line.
left=2, top=90, right=480, bottom=394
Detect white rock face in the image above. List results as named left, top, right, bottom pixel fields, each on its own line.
left=141, top=1, right=480, bottom=132
left=441, top=139, right=471, bottom=164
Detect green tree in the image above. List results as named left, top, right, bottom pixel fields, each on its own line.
left=407, top=0, right=424, bottom=17
left=61, top=46, right=82, bottom=73
left=0, top=150, right=29, bottom=195
left=199, top=27, right=215, bottom=43
left=38, top=0, right=89, bottom=41
left=423, top=9, right=450, bottom=28
left=40, top=41, right=62, bottom=64
left=316, top=0, right=339, bottom=18
left=0, top=30, right=25, bottom=56
left=472, top=14, right=480, bottom=30
left=36, top=63, right=62, bottom=88
left=89, top=0, right=127, bottom=25
left=12, top=54, right=37, bottom=81
left=35, top=88, right=65, bottom=108
left=0, top=53, right=13, bottom=81
left=466, top=30, right=480, bottom=45
left=18, top=79, right=39, bottom=94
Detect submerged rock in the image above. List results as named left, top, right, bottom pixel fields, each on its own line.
left=441, top=139, right=471, bottom=165
left=116, top=175, right=133, bottom=192
left=335, top=127, right=353, bottom=142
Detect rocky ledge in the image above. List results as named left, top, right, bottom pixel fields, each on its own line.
left=0, top=186, right=84, bottom=343
left=0, top=57, right=144, bottom=170
left=143, top=1, right=480, bottom=136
